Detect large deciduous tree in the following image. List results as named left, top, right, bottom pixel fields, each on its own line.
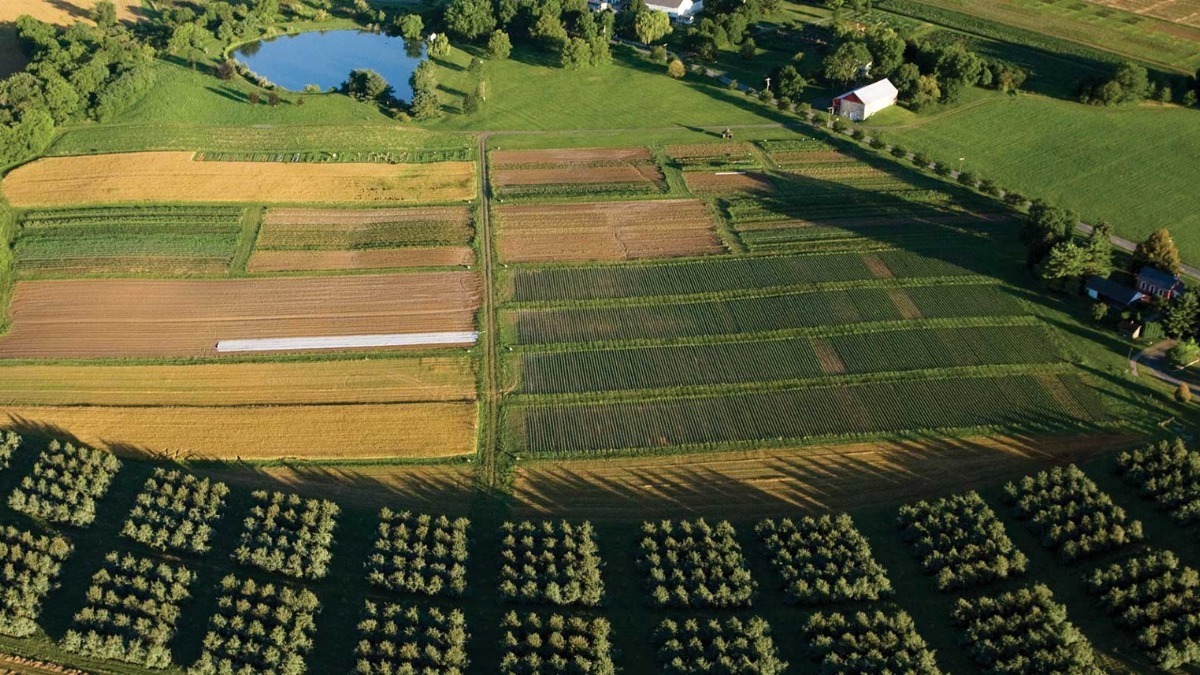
left=444, top=0, right=495, bottom=40
left=823, top=41, right=872, bottom=85
left=1133, top=228, right=1182, bottom=275
left=635, top=11, right=671, bottom=45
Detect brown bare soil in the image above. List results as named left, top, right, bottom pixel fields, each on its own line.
left=888, top=287, right=923, bottom=319
left=0, top=357, right=476, bottom=406
left=666, top=143, right=757, bottom=160
left=511, top=434, right=1143, bottom=519
left=810, top=337, right=847, bottom=375
left=863, top=254, right=895, bottom=279
left=491, top=147, right=652, bottom=166
left=1, top=402, right=477, bottom=460
left=0, top=272, right=480, bottom=358
left=1, top=153, right=476, bottom=206
left=496, top=199, right=723, bottom=263
left=683, top=172, right=776, bottom=194
left=249, top=247, right=474, bottom=272
left=492, top=165, right=664, bottom=187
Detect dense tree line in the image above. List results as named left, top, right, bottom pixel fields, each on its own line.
left=0, top=526, right=72, bottom=637
left=0, top=431, right=19, bottom=471
left=1002, top=464, right=1144, bottom=563
left=803, top=609, right=942, bottom=674
left=62, top=552, right=195, bottom=668
left=8, top=440, right=122, bottom=527
left=191, top=575, right=320, bottom=675
left=440, top=0, right=614, bottom=74
left=656, top=617, right=786, bottom=675
left=951, top=584, right=1101, bottom=675
left=233, top=490, right=339, bottom=580
left=756, top=514, right=892, bottom=604
left=122, top=469, right=230, bottom=555
left=366, top=509, right=470, bottom=598
left=499, top=611, right=615, bottom=675
left=1117, top=438, right=1200, bottom=526
left=355, top=602, right=468, bottom=675
left=500, top=520, right=604, bottom=607
left=639, top=519, right=755, bottom=609
left=897, top=491, right=1028, bottom=591
left=1084, top=550, right=1200, bottom=670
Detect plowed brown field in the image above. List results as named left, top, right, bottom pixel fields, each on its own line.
left=249, top=247, right=474, bottom=272
left=684, top=172, right=775, bottom=194
left=492, top=165, right=663, bottom=186
left=496, top=199, right=723, bottom=262
left=0, top=272, right=480, bottom=358
left=491, top=147, right=652, bottom=166
left=1, top=152, right=475, bottom=206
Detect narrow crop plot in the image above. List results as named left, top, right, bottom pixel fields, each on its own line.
left=1003, top=464, right=1144, bottom=562
left=897, top=491, right=1027, bottom=591
left=14, top=206, right=244, bottom=278
left=666, top=144, right=759, bottom=171
left=756, top=514, right=892, bottom=604
left=62, top=552, right=195, bottom=668
left=1116, top=438, right=1200, bottom=525
left=0, top=272, right=480, bottom=358
left=952, top=584, right=1101, bottom=675
left=495, top=199, right=722, bottom=263
left=499, top=611, right=614, bottom=675
left=638, top=519, right=755, bottom=609
left=122, top=469, right=230, bottom=555
left=8, top=440, right=122, bottom=527
left=490, top=147, right=665, bottom=198
left=655, top=617, right=786, bottom=675
left=355, top=602, right=469, bottom=675
left=0, top=526, right=72, bottom=638
left=366, top=509, right=470, bottom=598
left=684, top=171, right=777, bottom=195
left=499, top=520, right=604, bottom=607
left=803, top=609, right=942, bottom=675
left=1085, top=550, right=1200, bottom=670
left=192, top=575, right=320, bottom=675
left=1, top=152, right=476, bottom=206
left=233, top=490, right=340, bottom=580
left=249, top=247, right=474, bottom=271
left=0, top=431, right=19, bottom=471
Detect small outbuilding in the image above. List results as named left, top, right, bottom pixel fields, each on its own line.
left=1085, top=276, right=1145, bottom=307
left=1136, top=266, right=1185, bottom=300
left=832, top=78, right=898, bottom=121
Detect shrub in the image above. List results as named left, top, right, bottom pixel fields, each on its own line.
left=1169, top=339, right=1200, bottom=369
left=651, top=45, right=667, bottom=63
left=500, top=520, right=604, bottom=607
left=756, top=514, right=892, bottom=604
left=912, top=151, right=931, bottom=167
left=499, top=611, right=614, bottom=675
left=232, top=490, right=340, bottom=580
left=667, top=59, right=686, bottom=79
left=869, top=135, right=886, bottom=149
left=121, top=469, right=229, bottom=555
left=8, top=440, right=122, bottom=527
left=957, top=170, right=978, bottom=187
left=191, top=575, right=320, bottom=675
left=979, top=178, right=1001, bottom=196
left=366, top=509, right=469, bottom=597
left=850, top=127, right=866, bottom=141
left=1117, top=438, right=1200, bottom=524
left=0, top=526, right=72, bottom=637
left=890, top=144, right=908, bottom=158
left=639, top=519, right=755, bottom=608
left=933, top=162, right=952, bottom=177
left=656, top=617, right=786, bottom=674
left=803, top=609, right=942, bottom=674
left=897, top=491, right=1027, bottom=591
left=354, top=602, right=468, bottom=674
left=1178, top=383, right=1193, bottom=404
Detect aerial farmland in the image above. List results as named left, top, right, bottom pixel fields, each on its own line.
left=0, top=0, right=1198, bottom=672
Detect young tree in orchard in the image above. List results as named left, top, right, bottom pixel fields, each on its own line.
left=444, top=0, right=495, bottom=40
left=1133, top=228, right=1182, bottom=275
left=823, top=41, right=871, bottom=85
left=488, top=30, right=512, bottom=59
left=635, top=11, right=671, bottom=45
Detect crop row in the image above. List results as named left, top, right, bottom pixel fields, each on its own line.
left=195, top=148, right=472, bottom=162
left=736, top=219, right=1009, bottom=253
left=257, top=220, right=472, bottom=250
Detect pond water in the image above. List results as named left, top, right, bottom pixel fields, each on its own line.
left=235, top=30, right=425, bottom=100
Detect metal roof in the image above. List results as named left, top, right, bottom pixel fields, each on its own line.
left=834, top=78, right=899, bottom=105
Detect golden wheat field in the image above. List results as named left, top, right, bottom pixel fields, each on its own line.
left=0, top=0, right=144, bottom=26
left=2, top=402, right=478, bottom=460
left=0, top=357, right=477, bottom=406
left=1, top=152, right=476, bottom=206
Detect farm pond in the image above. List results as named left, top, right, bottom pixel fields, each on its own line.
left=234, top=29, right=426, bottom=99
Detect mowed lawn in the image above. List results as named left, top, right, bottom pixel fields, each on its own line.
left=870, top=94, right=1200, bottom=262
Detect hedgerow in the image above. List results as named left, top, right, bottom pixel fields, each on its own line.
left=366, top=509, right=470, bottom=598
left=1084, top=550, right=1200, bottom=670
left=1003, top=464, right=1143, bottom=562
left=952, top=584, right=1101, bottom=675
left=233, top=490, right=339, bottom=580
left=897, top=491, right=1027, bottom=591
left=1116, top=438, right=1200, bottom=525
left=8, top=440, right=122, bottom=527
left=500, top=520, right=604, bottom=607
left=639, top=519, right=755, bottom=609
left=62, top=552, right=195, bottom=668
left=756, top=514, right=892, bottom=604
left=499, top=611, right=614, bottom=675
left=191, top=575, right=320, bottom=675
left=655, top=617, right=787, bottom=675
left=121, top=469, right=230, bottom=555
left=0, top=526, right=72, bottom=637
left=803, top=609, right=942, bottom=674
left=354, top=602, right=468, bottom=675
left=0, top=431, right=19, bottom=470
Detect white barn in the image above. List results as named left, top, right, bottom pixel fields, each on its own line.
left=645, top=0, right=703, bottom=21
left=832, top=78, right=898, bottom=121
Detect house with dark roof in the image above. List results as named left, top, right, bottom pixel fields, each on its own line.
left=1085, top=276, right=1145, bottom=307
left=1136, top=267, right=1185, bottom=300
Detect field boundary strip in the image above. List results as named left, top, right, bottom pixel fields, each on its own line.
left=215, top=331, right=480, bottom=352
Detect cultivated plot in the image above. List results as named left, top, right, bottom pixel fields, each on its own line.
left=490, top=146, right=665, bottom=198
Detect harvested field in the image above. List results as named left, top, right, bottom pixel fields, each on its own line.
left=684, top=172, right=776, bottom=194
left=490, top=147, right=653, bottom=166
left=512, top=434, right=1141, bottom=519
left=0, top=272, right=480, bottom=358
left=492, top=165, right=664, bottom=186
left=1, top=152, right=476, bottom=206
left=249, top=247, right=474, bottom=272
left=258, top=206, right=473, bottom=249
left=1078, top=0, right=1200, bottom=30
left=0, top=403, right=476, bottom=460
left=496, top=199, right=723, bottom=263
left=0, top=0, right=143, bottom=26
left=490, top=147, right=665, bottom=198
left=0, top=357, right=476, bottom=406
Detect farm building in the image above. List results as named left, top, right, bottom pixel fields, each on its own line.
left=644, top=0, right=703, bottom=20
left=833, top=79, right=899, bottom=121
left=1136, top=267, right=1185, bottom=300
left=1085, top=276, right=1145, bottom=307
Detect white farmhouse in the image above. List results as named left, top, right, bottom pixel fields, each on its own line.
left=645, top=0, right=703, bottom=21
left=832, top=78, right=898, bottom=121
